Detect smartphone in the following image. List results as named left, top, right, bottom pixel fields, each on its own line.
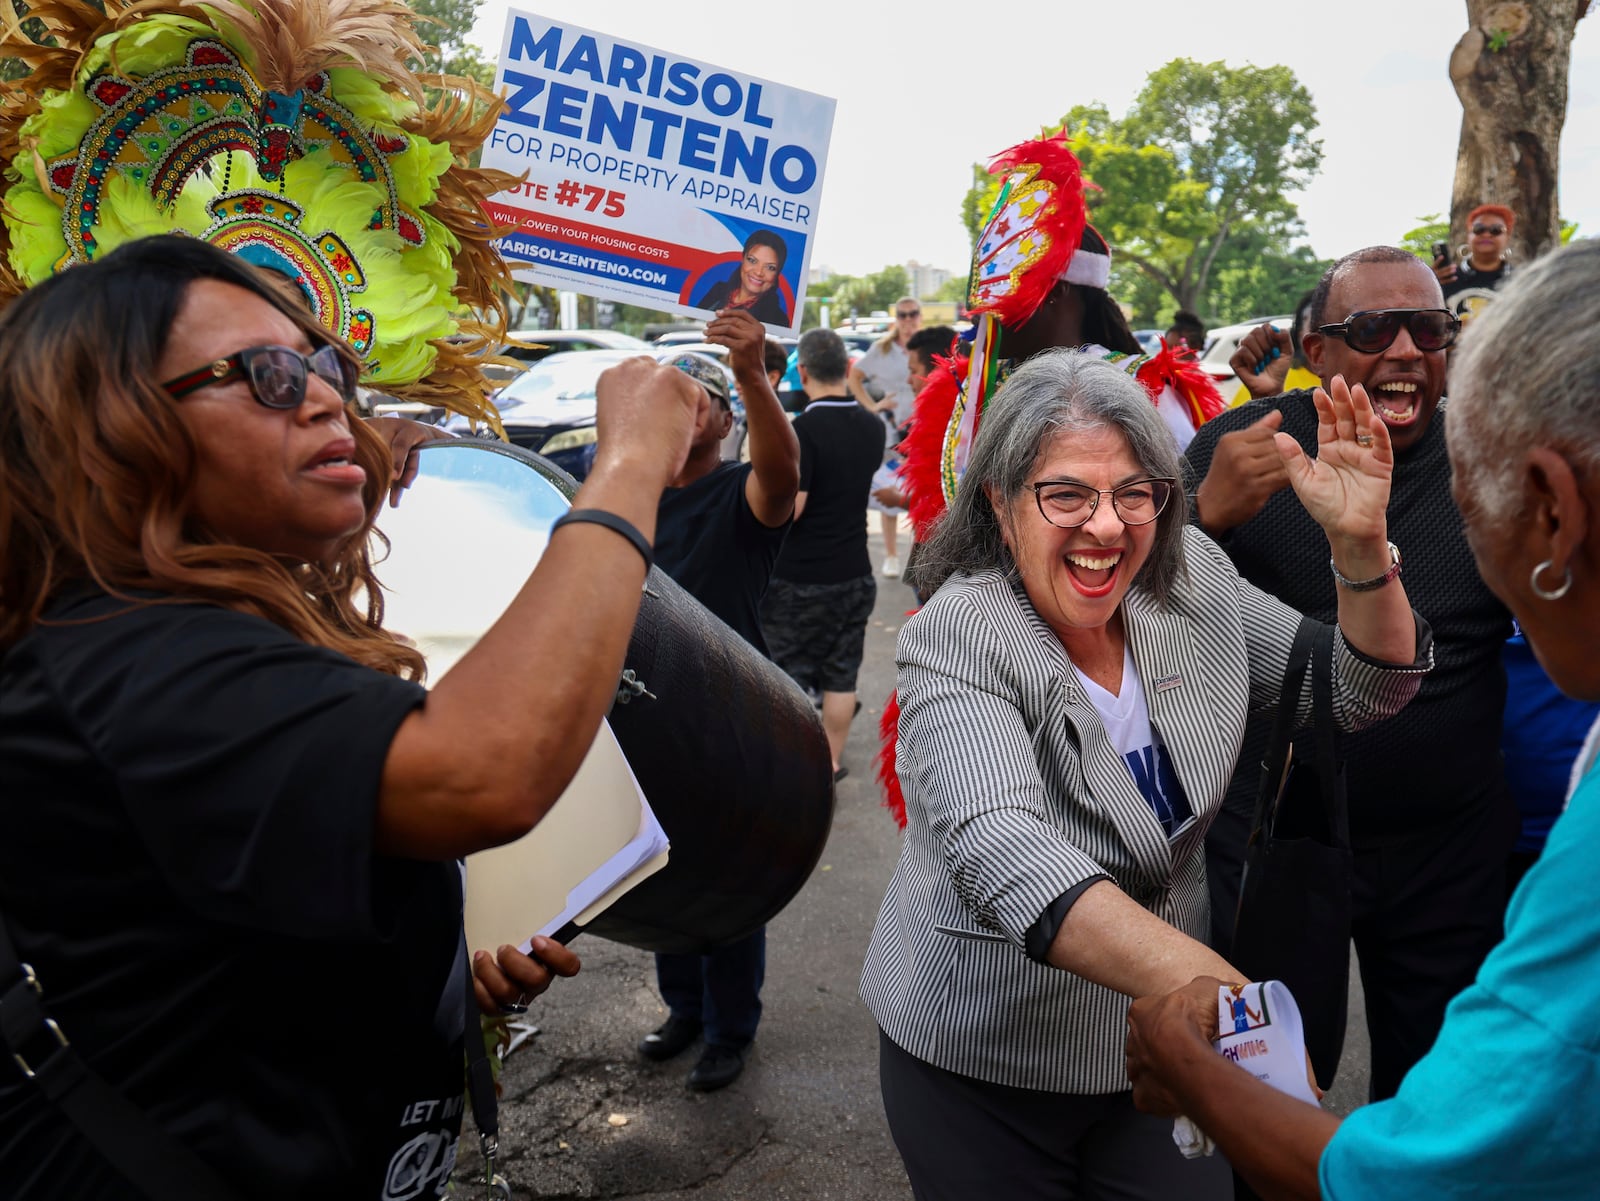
left=1431, top=240, right=1449, bottom=264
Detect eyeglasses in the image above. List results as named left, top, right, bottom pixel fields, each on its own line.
left=162, top=344, right=358, bottom=409
left=895, top=309, right=921, bottom=319
left=1470, top=224, right=1506, bottom=236
left=1030, top=477, right=1176, bottom=528
left=1314, top=309, right=1459, bottom=355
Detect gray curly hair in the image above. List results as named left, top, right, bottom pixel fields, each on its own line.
left=915, top=349, right=1190, bottom=607
left=1448, top=238, right=1600, bottom=524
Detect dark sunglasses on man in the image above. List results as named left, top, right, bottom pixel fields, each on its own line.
left=1315, top=308, right=1460, bottom=355
left=162, top=343, right=359, bottom=409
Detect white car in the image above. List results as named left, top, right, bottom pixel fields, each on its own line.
left=1197, top=315, right=1294, bottom=402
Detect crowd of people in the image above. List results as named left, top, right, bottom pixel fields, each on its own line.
left=0, top=6, right=1595, bottom=1198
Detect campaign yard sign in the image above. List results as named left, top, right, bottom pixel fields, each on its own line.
left=481, top=12, right=837, bottom=334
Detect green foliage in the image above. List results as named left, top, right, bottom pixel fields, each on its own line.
left=1399, top=213, right=1451, bottom=261
left=1559, top=219, right=1579, bottom=245
left=407, top=0, right=494, bottom=91
left=959, top=59, right=1324, bottom=322
left=933, top=275, right=968, bottom=303
left=811, top=264, right=910, bottom=319
left=1202, top=230, right=1329, bottom=327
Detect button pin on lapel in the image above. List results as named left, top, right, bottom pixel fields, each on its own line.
left=1154, top=673, right=1183, bottom=694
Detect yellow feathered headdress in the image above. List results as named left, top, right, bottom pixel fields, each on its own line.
left=0, top=0, right=515, bottom=425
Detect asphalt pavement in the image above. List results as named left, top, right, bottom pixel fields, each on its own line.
left=464, top=519, right=1369, bottom=1199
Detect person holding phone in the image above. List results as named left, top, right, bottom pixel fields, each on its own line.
left=1434, top=204, right=1515, bottom=325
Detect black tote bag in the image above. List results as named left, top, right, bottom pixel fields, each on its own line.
left=1229, top=617, right=1352, bottom=1090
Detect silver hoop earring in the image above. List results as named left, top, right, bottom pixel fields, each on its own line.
left=1530, top=559, right=1572, bottom=601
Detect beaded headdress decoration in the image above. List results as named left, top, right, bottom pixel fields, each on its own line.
left=0, top=0, right=516, bottom=424
left=942, top=133, right=1094, bottom=501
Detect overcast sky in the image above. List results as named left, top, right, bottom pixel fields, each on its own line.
left=471, top=1, right=1599, bottom=278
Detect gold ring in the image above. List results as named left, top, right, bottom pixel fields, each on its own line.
left=1355, top=432, right=1374, bottom=447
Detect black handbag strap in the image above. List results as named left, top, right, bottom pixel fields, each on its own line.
left=1309, top=623, right=1351, bottom=849
left=0, top=913, right=247, bottom=1201
left=461, top=936, right=502, bottom=1190
left=1252, top=616, right=1318, bottom=841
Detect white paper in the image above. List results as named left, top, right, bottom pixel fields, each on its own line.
left=1173, top=981, right=1319, bottom=1157
left=461, top=719, right=670, bottom=956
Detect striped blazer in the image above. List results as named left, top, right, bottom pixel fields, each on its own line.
left=860, top=526, right=1431, bottom=1093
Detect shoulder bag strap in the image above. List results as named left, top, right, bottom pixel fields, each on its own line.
left=1309, top=623, right=1351, bottom=850
left=1250, top=615, right=1319, bottom=841
left=0, top=914, right=247, bottom=1201
left=461, top=936, right=506, bottom=1198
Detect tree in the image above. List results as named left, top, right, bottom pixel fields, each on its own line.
left=960, top=63, right=1324, bottom=320
left=407, top=0, right=494, bottom=89
left=811, top=264, right=910, bottom=321
left=1447, top=1, right=1591, bottom=263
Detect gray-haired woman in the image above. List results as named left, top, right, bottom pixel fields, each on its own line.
left=861, top=349, right=1431, bottom=1199
left=1128, top=239, right=1600, bottom=1201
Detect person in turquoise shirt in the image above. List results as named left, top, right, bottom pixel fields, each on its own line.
left=1123, top=237, right=1600, bottom=1199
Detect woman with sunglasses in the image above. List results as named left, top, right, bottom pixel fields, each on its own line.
left=0, top=236, right=704, bottom=1199
left=1435, top=203, right=1515, bottom=322
left=1126, top=238, right=1600, bottom=1201
left=861, top=349, right=1429, bottom=1199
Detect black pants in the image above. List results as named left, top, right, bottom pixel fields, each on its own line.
left=654, top=927, right=765, bottom=1048
left=878, top=1029, right=1230, bottom=1201
left=1206, top=794, right=1514, bottom=1101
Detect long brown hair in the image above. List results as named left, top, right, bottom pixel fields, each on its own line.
left=0, top=235, right=424, bottom=678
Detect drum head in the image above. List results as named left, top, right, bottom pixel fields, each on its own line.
left=376, top=440, right=834, bottom=953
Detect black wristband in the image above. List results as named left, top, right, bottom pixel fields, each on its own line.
left=550, top=508, right=653, bottom=571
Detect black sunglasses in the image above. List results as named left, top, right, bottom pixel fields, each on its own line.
left=1314, top=309, right=1459, bottom=355
left=895, top=309, right=921, bottom=319
left=1471, top=224, right=1506, bottom=236
left=162, top=344, right=358, bottom=409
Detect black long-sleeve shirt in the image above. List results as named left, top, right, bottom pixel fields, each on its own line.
left=1184, top=391, right=1513, bottom=840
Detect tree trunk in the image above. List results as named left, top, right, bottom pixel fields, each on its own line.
left=1448, top=0, right=1587, bottom=264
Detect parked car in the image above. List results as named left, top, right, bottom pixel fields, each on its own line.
left=449, top=349, right=747, bottom=480
left=1196, top=314, right=1293, bottom=401
left=443, top=328, right=654, bottom=392
left=653, top=328, right=709, bottom=347
left=1132, top=328, right=1165, bottom=357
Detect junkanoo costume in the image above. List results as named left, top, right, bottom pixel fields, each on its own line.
left=0, top=0, right=513, bottom=420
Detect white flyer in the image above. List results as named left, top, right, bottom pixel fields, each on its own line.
left=1173, top=980, right=1319, bottom=1157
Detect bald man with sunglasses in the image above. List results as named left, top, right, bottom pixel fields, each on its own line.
left=1185, top=246, right=1516, bottom=1105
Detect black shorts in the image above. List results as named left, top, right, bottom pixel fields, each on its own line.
left=760, top=574, right=876, bottom=694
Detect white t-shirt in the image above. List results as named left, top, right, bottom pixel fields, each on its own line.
left=1072, top=642, right=1196, bottom=839
left=854, top=340, right=916, bottom=426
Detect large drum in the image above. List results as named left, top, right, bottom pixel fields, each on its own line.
left=374, top=440, right=834, bottom=954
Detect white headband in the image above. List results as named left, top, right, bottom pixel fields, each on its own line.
left=1061, top=248, right=1111, bottom=290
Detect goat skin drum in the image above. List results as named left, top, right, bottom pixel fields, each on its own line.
left=374, top=440, right=835, bottom=953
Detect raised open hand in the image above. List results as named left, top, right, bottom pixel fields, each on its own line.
left=1273, top=374, right=1393, bottom=548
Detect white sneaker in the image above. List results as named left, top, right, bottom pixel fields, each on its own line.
left=882, top=555, right=901, bottom=578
